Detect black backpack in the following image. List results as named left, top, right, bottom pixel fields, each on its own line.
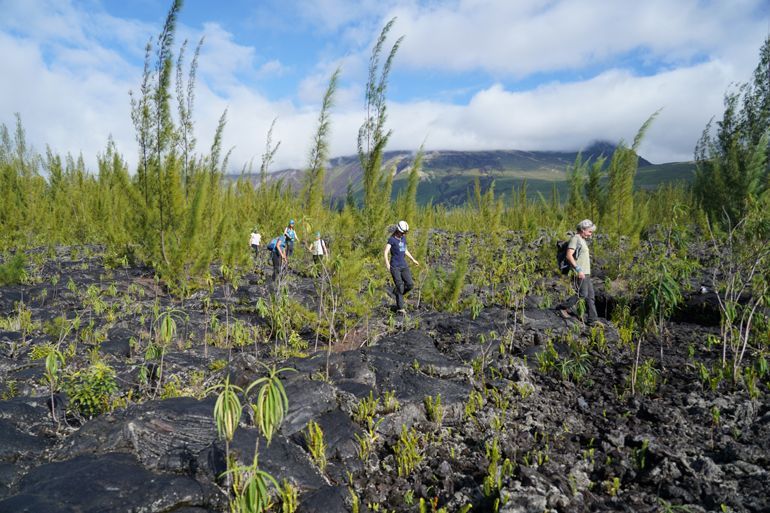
left=556, top=233, right=579, bottom=275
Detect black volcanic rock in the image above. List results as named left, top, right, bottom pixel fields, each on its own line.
left=0, top=452, right=218, bottom=513
left=55, top=396, right=219, bottom=472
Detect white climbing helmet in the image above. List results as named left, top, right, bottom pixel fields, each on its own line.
left=397, top=220, right=409, bottom=233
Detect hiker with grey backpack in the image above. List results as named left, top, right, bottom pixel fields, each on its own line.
left=556, top=219, right=604, bottom=327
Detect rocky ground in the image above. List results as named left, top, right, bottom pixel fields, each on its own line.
left=0, top=243, right=768, bottom=513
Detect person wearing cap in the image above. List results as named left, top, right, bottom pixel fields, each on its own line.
left=559, top=219, right=603, bottom=326
left=283, top=219, right=299, bottom=257
left=249, top=227, right=261, bottom=259
left=384, top=220, right=419, bottom=313
left=307, top=232, right=328, bottom=265
left=271, top=235, right=288, bottom=282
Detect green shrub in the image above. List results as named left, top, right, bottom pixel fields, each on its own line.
left=64, top=361, right=119, bottom=417
left=0, top=254, right=27, bottom=286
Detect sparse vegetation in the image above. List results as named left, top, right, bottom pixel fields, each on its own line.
left=0, top=4, right=769, bottom=513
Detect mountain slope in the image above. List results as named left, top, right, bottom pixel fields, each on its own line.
left=234, top=145, right=695, bottom=205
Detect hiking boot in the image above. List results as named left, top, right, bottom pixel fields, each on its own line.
left=397, top=308, right=407, bottom=314
left=558, top=309, right=572, bottom=320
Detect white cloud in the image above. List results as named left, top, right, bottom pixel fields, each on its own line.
left=387, top=0, right=768, bottom=76
left=378, top=60, right=737, bottom=163
left=0, top=0, right=768, bottom=178
left=0, top=30, right=136, bottom=165
left=193, top=23, right=257, bottom=91
left=257, top=59, right=288, bottom=78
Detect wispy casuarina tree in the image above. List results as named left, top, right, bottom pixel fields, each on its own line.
left=695, top=35, right=770, bottom=226
left=303, top=67, right=340, bottom=218
left=603, top=111, right=659, bottom=236
left=260, top=118, right=281, bottom=189
left=397, top=144, right=423, bottom=224
left=175, top=36, right=204, bottom=193
left=358, top=18, right=403, bottom=248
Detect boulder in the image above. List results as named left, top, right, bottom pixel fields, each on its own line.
left=56, top=396, right=218, bottom=472
left=0, top=452, right=220, bottom=513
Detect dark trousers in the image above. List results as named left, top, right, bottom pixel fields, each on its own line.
left=286, top=240, right=294, bottom=257
left=271, top=251, right=284, bottom=282
left=561, top=274, right=598, bottom=323
left=251, top=244, right=259, bottom=258
left=390, top=266, right=414, bottom=310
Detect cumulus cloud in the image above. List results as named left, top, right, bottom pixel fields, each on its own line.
left=387, top=0, right=768, bottom=76
left=0, top=0, right=768, bottom=175
left=389, top=61, right=733, bottom=163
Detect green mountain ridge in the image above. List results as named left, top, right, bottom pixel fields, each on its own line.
left=235, top=146, right=695, bottom=205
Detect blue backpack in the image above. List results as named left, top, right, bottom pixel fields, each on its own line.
left=266, top=237, right=280, bottom=252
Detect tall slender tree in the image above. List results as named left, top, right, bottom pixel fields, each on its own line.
left=603, top=111, right=659, bottom=235
left=176, top=36, right=204, bottom=194
left=303, top=67, right=340, bottom=218
left=358, top=18, right=403, bottom=248
left=695, top=34, right=770, bottom=225
left=260, top=118, right=281, bottom=189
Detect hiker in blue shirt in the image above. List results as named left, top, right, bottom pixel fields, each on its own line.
left=283, top=219, right=299, bottom=257
left=270, top=235, right=288, bottom=282
left=384, top=220, right=420, bottom=313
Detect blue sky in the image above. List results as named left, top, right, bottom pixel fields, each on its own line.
left=1, top=0, right=769, bottom=171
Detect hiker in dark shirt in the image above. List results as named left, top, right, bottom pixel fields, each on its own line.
left=383, top=220, right=419, bottom=313
left=271, top=235, right=288, bottom=282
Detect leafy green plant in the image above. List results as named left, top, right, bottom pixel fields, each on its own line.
left=0, top=253, right=27, bottom=285
left=358, top=17, right=402, bottom=248
left=639, top=261, right=685, bottom=339
left=151, top=308, right=186, bottom=397
left=352, top=390, right=380, bottom=425
left=280, top=479, right=299, bottom=513
left=706, top=216, right=770, bottom=382
left=349, top=488, right=361, bottom=513
left=64, top=361, right=118, bottom=417
left=559, top=349, right=593, bottom=383
left=423, top=393, right=444, bottom=425
left=658, top=498, right=692, bottom=512
left=630, top=358, right=660, bottom=396
left=464, top=390, right=484, bottom=421
left=381, top=390, right=400, bottom=413
left=1, top=380, right=18, bottom=400
left=209, top=375, right=243, bottom=444
left=483, top=438, right=515, bottom=502
left=353, top=417, right=382, bottom=462
left=304, top=420, right=327, bottom=472
left=536, top=341, right=559, bottom=374
left=223, top=452, right=280, bottom=513
left=245, top=365, right=294, bottom=445
left=604, top=476, right=621, bottom=497
left=633, top=439, right=650, bottom=471
left=393, top=425, right=423, bottom=477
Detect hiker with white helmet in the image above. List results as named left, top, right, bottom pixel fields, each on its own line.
left=384, top=220, right=419, bottom=313
left=558, top=219, right=604, bottom=326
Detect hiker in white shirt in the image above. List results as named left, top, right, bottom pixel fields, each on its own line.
left=307, top=232, right=328, bottom=265
left=249, top=228, right=262, bottom=258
